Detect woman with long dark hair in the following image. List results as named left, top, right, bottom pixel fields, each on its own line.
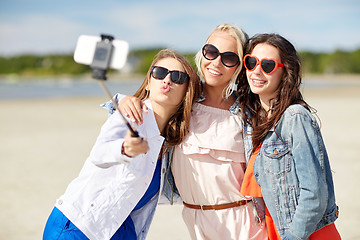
left=239, top=33, right=341, bottom=240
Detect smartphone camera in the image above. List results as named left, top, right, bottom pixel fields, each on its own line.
left=74, top=34, right=129, bottom=79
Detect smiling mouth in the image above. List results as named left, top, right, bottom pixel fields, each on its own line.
left=208, top=68, right=221, bottom=76
left=251, top=79, right=266, bottom=87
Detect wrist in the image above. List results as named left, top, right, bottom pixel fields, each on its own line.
left=121, top=144, right=131, bottom=157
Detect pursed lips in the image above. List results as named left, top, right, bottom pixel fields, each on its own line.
left=160, top=85, right=170, bottom=93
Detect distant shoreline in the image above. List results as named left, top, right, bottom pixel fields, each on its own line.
left=303, top=73, right=360, bottom=82
left=1, top=74, right=359, bottom=101
left=0, top=73, right=145, bottom=83
left=1, top=73, right=360, bottom=82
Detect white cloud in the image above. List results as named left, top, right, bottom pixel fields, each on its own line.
left=0, top=15, right=92, bottom=55
left=0, top=0, right=359, bottom=55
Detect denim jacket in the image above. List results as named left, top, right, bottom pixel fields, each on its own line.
left=244, top=104, right=339, bottom=240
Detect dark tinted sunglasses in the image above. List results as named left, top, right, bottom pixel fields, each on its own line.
left=202, top=44, right=240, bottom=67
left=244, top=54, right=284, bottom=75
left=151, top=66, right=189, bottom=84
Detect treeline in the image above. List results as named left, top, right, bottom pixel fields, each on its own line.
left=300, top=49, right=360, bottom=74
left=0, top=48, right=359, bottom=77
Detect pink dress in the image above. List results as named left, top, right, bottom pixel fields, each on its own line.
left=172, top=103, right=268, bottom=240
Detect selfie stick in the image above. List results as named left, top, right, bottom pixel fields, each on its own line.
left=90, top=34, right=139, bottom=137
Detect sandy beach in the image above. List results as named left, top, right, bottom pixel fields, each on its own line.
left=1, top=75, right=360, bottom=240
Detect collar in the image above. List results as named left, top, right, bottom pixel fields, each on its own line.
left=197, top=91, right=241, bottom=115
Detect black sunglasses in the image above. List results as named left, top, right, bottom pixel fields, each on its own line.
left=202, top=44, right=240, bottom=67
left=151, top=66, right=189, bottom=84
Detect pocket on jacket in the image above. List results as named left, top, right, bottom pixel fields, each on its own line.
left=263, top=141, right=291, bottom=176
left=289, top=185, right=298, bottom=213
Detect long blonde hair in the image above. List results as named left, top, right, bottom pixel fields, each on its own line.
left=195, top=23, right=249, bottom=98
left=134, top=49, right=201, bottom=149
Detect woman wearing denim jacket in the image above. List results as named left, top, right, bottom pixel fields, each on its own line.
left=239, top=33, right=341, bottom=239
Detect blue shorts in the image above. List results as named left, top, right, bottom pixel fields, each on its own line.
left=43, top=207, right=136, bottom=240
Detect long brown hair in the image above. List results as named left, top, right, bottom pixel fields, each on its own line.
left=238, top=33, right=314, bottom=153
left=133, top=49, right=201, bottom=149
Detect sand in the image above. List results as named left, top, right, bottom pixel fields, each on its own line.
left=1, top=76, right=359, bottom=240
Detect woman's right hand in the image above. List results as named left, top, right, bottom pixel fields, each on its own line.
left=122, top=130, right=149, bottom=157
left=118, top=96, right=148, bottom=125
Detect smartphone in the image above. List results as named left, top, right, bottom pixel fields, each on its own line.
left=73, top=35, right=129, bottom=70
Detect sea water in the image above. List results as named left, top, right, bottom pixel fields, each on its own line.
left=0, top=77, right=143, bottom=100
left=0, top=75, right=353, bottom=100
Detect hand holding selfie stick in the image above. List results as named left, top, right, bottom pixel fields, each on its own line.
left=90, top=34, right=139, bottom=138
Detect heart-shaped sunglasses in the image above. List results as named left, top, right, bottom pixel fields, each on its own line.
left=243, top=54, right=284, bottom=75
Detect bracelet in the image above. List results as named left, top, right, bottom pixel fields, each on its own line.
left=121, top=144, right=131, bottom=157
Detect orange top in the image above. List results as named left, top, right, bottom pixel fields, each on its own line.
left=240, top=145, right=341, bottom=240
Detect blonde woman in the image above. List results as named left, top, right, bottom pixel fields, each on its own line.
left=114, top=24, right=268, bottom=240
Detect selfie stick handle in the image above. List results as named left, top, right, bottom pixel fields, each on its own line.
left=98, top=81, right=139, bottom=138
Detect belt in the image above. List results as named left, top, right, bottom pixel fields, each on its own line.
left=183, top=200, right=251, bottom=211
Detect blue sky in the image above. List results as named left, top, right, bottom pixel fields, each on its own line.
left=0, top=0, right=359, bottom=56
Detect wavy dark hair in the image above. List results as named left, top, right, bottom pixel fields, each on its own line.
left=238, top=33, right=314, bottom=153
left=133, top=49, right=201, bottom=150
